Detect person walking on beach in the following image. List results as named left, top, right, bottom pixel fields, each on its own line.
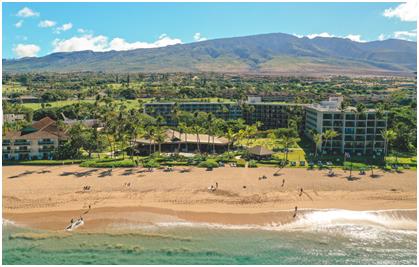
left=282, top=179, right=285, bottom=187
left=299, top=188, right=304, bottom=196
left=215, top=182, right=218, bottom=189
left=293, top=206, right=298, bottom=218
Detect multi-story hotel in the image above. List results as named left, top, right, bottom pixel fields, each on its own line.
left=144, top=99, right=304, bottom=129
left=144, top=102, right=243, bottom=126
left=305, top=97, right=387, bottom=156
left=2, top=117, right=67, bottom=160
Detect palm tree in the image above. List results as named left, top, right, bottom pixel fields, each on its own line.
left=192, top=112, right=202, bottom=154
left=206, top=113, right=213, bottom=153
left=381, top=129, right=397, bottom=157
left=313, top=133, right=323, bottom=159
left=279, top=135, right=299, bottom=162
left=155, top=127, right=167, bottom=154
left=225, top=128, right=237, bottom=155
left=323, top=129, right=339, bottom=155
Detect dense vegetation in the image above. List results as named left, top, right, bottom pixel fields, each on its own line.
left=2, top=72, right=417, bottom=165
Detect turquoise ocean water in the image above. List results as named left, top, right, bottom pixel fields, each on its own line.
left=3, top=210, right=417, bottom=265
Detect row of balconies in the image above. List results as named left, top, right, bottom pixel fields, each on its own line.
left=2, top=140, right=54, bottom=146
left=2, top=147, right=55, bottom=153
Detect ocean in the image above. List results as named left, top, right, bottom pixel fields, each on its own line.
left=3, top=209, right=417, bottom=265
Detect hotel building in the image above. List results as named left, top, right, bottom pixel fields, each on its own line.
left=2, top=117, right=67, bottom=160
left=305, top=97, right=387, bottom=156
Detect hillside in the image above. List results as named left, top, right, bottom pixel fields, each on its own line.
left=3, top=32, right=417, bottom=76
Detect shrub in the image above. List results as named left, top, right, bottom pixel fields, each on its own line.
left=236, top=159, right=246, bottom=167
left=198, top=159, right=219, bottom=168
left=143, top=159, right=160, bottom=168
left=248, top=160, right=258, bottom=168
left=80, top=159, right=136, bottom=168
left=4, top=159, right=83, bottom=166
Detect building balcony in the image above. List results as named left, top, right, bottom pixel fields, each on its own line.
left=38, top=140, right=54, bottom=145
left=14, top=149, right=31, bottom=153
left=39, top=147, right=55, bottom=152
left=14, top=141, right=31, bottom=146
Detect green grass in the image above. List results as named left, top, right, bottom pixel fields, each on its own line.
left=3, top=159, right=83, bottom=166
left=22, top=100, right=96, bottom=110
left=80, top=158, right=136, bottom=168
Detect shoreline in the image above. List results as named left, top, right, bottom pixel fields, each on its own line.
left=4, top=206, right=417, bottom=232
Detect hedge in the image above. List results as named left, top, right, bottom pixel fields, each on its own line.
left=80, top=159, right=136, bottom=168
left=3, top=159, right=83, bottom=166
left=198, top=159, right=219, bottom=168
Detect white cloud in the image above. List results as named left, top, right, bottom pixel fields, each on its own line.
left=77, top=28, right=86, bottom=33
left=38, top=20, right=56, bottom=28
left=306, top=32, right=335, bottom=39
left=193, top=32, right=207, bottom=42
left=383, top=0, right=417, bottom=22
left=344, top=34, right=366, bottom=43
left=55, top=23, right=73, bottom=33
left=13, top=44, right=40, bottom=58
left=378, top=34, right=386, bottom=41
left=17, top=7, right=39, bottom=17
left=393, top=29, right=417, bottom=41
left=15, top=20, right=23, bottom=28
left=52, top=35, right=108, bottom=52
left=52, top=34, right=183, bottom=53
left=295, top=32, right=366, bottom=42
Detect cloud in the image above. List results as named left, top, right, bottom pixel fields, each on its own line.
left=17, top=7, right=39, bottom=17
left=295, top=32, right=366, bottom=42
left=38, top=20, right=56, bottom=28
left=15, top=20, right=23, bottom=28
left=193, top=32, right=207, bottom=42
left=378, top=34, right=386, bottom=41
left=344, top=34, right=366, bottom=43
left=383, top=0, right=417, bottom=22
left=393, top=29, right=417, bottom=41
left=52, top=34, right=183, bottom=52
left=13, top=44, right=40, bottom=58
left=305, top=32, right=335, bottom=39
left=55, top=23, right=73, bottom=33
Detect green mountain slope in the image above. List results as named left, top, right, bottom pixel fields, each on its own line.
left=3, top=32, right=417, bottom=75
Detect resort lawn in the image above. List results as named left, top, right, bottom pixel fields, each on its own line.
left=3, top=159, right=83, bottom=166
left=22, top=100, right=96, bottom=110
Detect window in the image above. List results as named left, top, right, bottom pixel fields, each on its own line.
left=346, top=114, right=355, bottom=120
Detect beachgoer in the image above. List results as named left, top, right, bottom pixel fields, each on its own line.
left=299, top=188, right=303, bottom=196
left=88, top=205, right=91, bottom=209
left=282, top=179, right=285, bottom=187
left=70, top=219, right=74, bottom=224
left=215, top=182, right=218, bottom=189
left=293, top=206, right=298, bottom=218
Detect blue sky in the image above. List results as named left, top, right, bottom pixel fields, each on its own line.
left=3, top=2, right=417, bottom=59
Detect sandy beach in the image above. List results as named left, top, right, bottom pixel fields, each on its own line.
left=3, top=164, right=417, bottom=230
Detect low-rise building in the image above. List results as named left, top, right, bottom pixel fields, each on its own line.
left=305, top=97, right=387, bottom=156
left=2, top=117, right=67, bottom=160
left=3, top=113, right=27, bottom=123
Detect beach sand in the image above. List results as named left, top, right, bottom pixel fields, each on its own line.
left=3, top=165, right=417, bottom=230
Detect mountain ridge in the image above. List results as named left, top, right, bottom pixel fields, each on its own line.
left=3, top=32, right=417, bottom=76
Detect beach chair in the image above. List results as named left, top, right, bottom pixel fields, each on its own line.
left=299, top=161, right=305, bottom=166
left=290, top=161, right=296, bottom=167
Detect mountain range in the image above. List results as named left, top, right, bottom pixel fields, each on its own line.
left=3, top=32, right=417, bottom=76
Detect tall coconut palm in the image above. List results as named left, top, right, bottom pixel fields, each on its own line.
left=192, top=112, right=203, bottom=154
left=381, top=129, right=397, bottom=157
left=313, top=133, right=323, bottom=159
left=323, top=129, right=339, bottom=155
